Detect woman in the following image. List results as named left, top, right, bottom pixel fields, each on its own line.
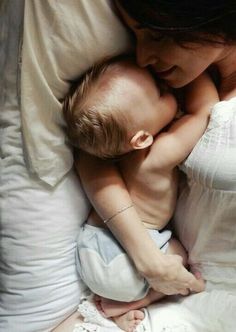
left=56, top=1, right=236, bottom=331
left=113, top=1, right=236, bottom=331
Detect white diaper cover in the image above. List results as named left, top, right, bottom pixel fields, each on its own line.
left=76, top=224, right=171, bottom=302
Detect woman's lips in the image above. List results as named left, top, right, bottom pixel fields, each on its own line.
left=154, top=66, right=177, bottom=78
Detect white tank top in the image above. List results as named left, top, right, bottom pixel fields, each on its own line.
left=175, top=98, right=236, bottom=284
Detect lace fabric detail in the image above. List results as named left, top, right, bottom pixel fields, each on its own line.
left=74, top=296, right=149, bottom=332
left=78, top=298, right=116, bottom=328
left=73, top=322, right=99, bottom=332
left=207, top=99, right=236, bottom=131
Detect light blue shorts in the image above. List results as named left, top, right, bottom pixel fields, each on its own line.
left=76, top=223, right=172, bottom=302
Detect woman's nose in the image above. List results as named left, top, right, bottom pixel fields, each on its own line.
left=136, top=39, right=157, bottom=68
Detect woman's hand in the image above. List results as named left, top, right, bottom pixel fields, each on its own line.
left=143, top=253, right=205, bottom=295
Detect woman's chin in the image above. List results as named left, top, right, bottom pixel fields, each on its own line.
left=165, top=77, right=193, bottom=89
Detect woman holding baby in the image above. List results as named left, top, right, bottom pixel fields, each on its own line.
left=56, top=1, right=236, bottom=331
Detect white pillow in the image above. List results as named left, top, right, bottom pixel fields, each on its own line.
left=21, top=0, right=132, bottom=186
left=1, top=7, right=91, bottom=327
left=1, top=1, right=131, bottom=331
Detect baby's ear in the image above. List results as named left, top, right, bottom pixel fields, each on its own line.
left=130, top=130, right=153, bottom=150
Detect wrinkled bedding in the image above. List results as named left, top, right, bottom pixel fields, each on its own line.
left=1, top=1, right=235, bottom=332
left=1, top=1, right=89, bottom=331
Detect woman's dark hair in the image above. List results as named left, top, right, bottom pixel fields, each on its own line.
left=117, top=0, right=236, bottom=44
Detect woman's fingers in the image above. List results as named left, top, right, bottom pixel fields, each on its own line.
left=188, top=276, right=205, bottom=293
left=146, top=255, right=205, bottom=295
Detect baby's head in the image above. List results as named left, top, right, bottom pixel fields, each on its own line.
left=63, top=56, right=177, bottom=159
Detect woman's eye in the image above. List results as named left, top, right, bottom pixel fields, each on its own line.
left=150, top=32, right=166, bottom=42
left=153, top=35, right=165, bottom=42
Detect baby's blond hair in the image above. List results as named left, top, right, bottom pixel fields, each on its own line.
left=63, top=56, right=134, bottom=159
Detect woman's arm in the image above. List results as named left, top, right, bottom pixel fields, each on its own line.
left=76, top=151, right=205, bottom=295
left=76, top=151, right=160, bottom=273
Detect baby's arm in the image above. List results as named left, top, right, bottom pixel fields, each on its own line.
left=76, top=151, right=205, bottom=295
left=77, top=152, right=163, bottom=274
left=150, top=73, right=219, bottom=168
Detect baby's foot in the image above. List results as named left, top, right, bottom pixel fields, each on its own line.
left=113, top=309, right=145, bottom=332
left=93, top=294, right=103, bottom=313
left=94, top=296, right=143, bottom=317
left=93, top=289, right=162, bottom=318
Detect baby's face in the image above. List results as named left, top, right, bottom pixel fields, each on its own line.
left=120, top=66, right=178, bottom=141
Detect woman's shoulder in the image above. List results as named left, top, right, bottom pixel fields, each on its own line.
left=180, top=96, right=236, bottom=191
left=207, top=96, right=236, bottom=129
left=210, top=96, right=236, bottom=112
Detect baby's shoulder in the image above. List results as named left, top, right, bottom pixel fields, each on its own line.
left=119, top=137, right=174, bottom=173
left=146, top=133, right=177, bottom=170
left=119, top=149, right=171, bottom=190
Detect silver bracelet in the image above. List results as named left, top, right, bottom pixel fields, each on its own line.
left=103, top=204, right=134, bottom=224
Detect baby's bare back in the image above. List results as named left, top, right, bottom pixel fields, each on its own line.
left=87, top=147, right=179, bottom=229
left=119, top=149, right=178, bottom=230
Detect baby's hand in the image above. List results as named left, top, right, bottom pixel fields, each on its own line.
left=145, top=254, right=205, bottom=296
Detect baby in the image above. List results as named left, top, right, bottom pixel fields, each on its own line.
left=63, top=56, right=218, bottom=332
